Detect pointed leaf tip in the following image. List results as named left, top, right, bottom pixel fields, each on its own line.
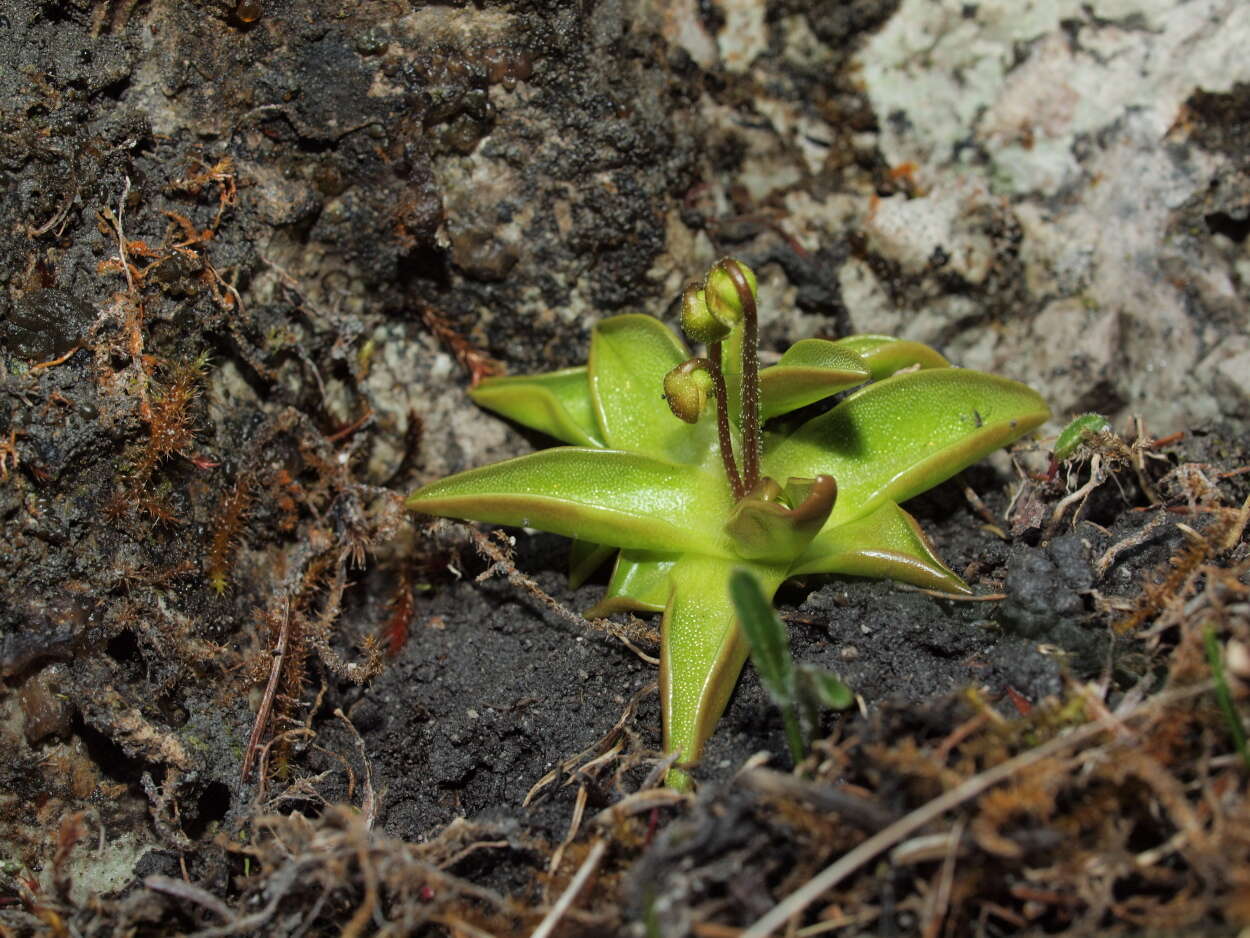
left=791, top=501, right=969, bottom=594
left=766, top=368, right=1050, bottom=525
left=469, top=367, right=604, bottom=448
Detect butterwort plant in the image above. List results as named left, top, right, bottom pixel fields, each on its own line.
left=407, top=258, right=1050, bottom=786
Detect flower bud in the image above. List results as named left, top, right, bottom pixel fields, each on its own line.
left=680, top=283, right=730, bottom=345
left=704, top=257, right=757, bottom=327
left=663, top=360, right=715, bottom=423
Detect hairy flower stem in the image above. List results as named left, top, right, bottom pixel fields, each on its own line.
left=724, top=262, right=762, bottom=492
left=707, top=344, right=744, bottom=499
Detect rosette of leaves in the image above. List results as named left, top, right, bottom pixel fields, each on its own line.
left=408, top=258, right=1050, bottom=786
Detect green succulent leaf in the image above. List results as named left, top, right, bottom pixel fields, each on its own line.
left=830, top=334, right=950, bottom=379
left=758, top=340, right=871, bottom=419
left=470, top=367, right=604, bottom=447
left=790, top=501, right=969, bottom=593
left=407, top=448, right=733, bottom=555
left=662, top=555, right=788, bottom=787
left=766, top=369, right=1050, bottom=525
left=589, top=315, right=712, bottom=463
left=568, top=539, right=616, bottom=589
left=584, top=550, right=676, bottom=616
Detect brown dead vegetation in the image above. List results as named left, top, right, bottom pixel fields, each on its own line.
left=5, top=413, right=1247, bottom=938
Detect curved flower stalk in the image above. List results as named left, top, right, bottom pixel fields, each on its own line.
left=409, top=258, right=1050, bottom=787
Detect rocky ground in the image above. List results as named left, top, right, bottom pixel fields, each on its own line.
left=2, top=0, right=1249, bottom=935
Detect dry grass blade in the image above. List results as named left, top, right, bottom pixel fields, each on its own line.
left=530, top=839, right=607, bottom=938
left=920, top=817, right=964, bottom=938
left=591, top=788, right=690, bottom=826
left=548, top=785, right=589, bottom=876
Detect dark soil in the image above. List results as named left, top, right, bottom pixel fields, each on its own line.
left=2, top=1, right=1249, bottom=937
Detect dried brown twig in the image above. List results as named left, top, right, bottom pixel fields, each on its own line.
left=1095, top=511, right=1171, bottom=579
left=524, top=679, right=659, bottom=807
left=466, top=526, right=659, bottom=661
left=241, top=599, right=291, bottom=781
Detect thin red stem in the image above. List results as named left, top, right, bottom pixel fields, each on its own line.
left=724, top=264, right=761, bottom=492
left=706, top=345, right=744, bottom=499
